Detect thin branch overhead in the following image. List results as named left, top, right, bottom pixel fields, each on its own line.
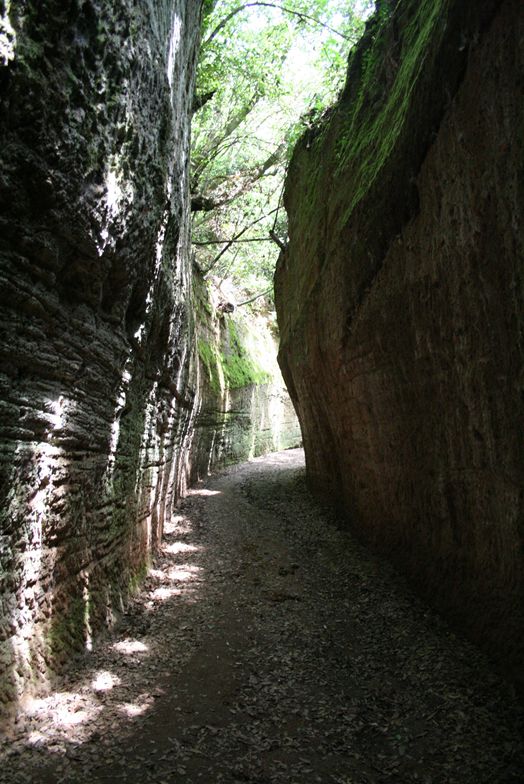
left=204, top=2, right=352, bottom=48
left=193, top=237, right=275, bottom=245
left=202, top=207, right=279, bottom=276
left=236, top=287, right=273, bottom=307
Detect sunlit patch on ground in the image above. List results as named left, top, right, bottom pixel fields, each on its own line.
left=91, top=671, right=121, bottom=692
left=149, top=564, right=202, bottom=603
left=163, top=541, right=200, bottom=555
left=164, top=514, right=192, bottom=536
left=21, top=691, right=103, bottom=745
left=149, top=563, right=201, bottom=583
left=167, top=564, right=202, bottom=582
left=117, top=698, right=152, bottom=718
left=2, top=504, right=207, bottom=756
left=151, top=585, right=184, bottom=601
left=112, top=639, right=149, bottom=655
left=148, top=567, right=167, bottom=580
left=27, top=730, right=46, bottom=746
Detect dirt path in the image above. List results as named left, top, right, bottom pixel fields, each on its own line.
left=1, top=449, right=523, bottom=784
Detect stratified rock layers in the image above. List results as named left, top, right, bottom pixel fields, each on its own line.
left=276, top=0, right=523, bottom=683
left=0, top=1, right=202, bottom=709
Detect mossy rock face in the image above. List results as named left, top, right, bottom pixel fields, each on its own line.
left=194, top=273, right=275, bottom=397
left=276, top=0, right=524, bottom=686
left=192, top=271, right=301, bottom=477
left=221, top=318, right=272, bottom=390
left=197, top=338, right=224, bottom=395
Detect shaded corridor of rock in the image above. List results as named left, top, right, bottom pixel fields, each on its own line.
left=1, top=1, right=523, bottom=779
left=0, top=452, right=522, bottom=784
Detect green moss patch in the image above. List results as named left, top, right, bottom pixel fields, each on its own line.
left=198, top=327, right=271, bottom=394
left=198, top=338, right=224, bottom=394
left=335, top=0, right=445, bottom=205
left=223, top=319, right=271, bottom=389
left=287, top=0, right=453, bottom=237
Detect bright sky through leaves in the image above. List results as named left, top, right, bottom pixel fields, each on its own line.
left=192, top=1, right=374, bottom=303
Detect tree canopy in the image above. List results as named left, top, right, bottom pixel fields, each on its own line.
left=192, top=0, right=374, bottom=305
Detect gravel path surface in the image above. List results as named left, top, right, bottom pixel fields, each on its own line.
left=1, top=448, right=523, bottom=784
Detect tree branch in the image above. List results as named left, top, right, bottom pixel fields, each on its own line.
left=269, top=228, right=287, bottom=251
left=191, top=94, right=261, bottom=186
left=193, top=237, right=274, bottom=245
left=202, top=207, right=279, bottom=275
left=193, top=139, right=287, bottom=213
left=192, top=90, right=216, bottom=114
left=204, top=2, right=351, bottom=47
left=191, top=194, right=218, bottom=212
left=236, top=287, right=273, bottom=307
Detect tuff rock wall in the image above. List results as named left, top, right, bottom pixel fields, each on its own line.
left=275, top=0, right=524, bottom=684
left=0, top=0, right=202, bottom=713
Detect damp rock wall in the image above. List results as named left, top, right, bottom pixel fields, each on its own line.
left=275, top=0, right=524, bottom=684
left=0, top=0, right=202, bottom=714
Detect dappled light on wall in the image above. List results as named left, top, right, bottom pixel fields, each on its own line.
left=5, top=495, right=208, bottom=751
left=3, top=393, right=76, bottom=708
left=0, top=0, right=203, bottom=728
left=167, top=11, right=182, bottom=95
left=97, top=158, right=136, bottom=256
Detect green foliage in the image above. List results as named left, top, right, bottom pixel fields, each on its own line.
left=201, top=0, right=217, bottom=22
left=192, top=1, right=372, bottom=300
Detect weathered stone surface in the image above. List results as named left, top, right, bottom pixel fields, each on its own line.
left=276, top=0, right=524, bottom=684
left=0, top=0, right=202, bottom=713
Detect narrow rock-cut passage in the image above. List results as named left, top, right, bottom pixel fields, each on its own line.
left=1, top=450, right=522, bottom=784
